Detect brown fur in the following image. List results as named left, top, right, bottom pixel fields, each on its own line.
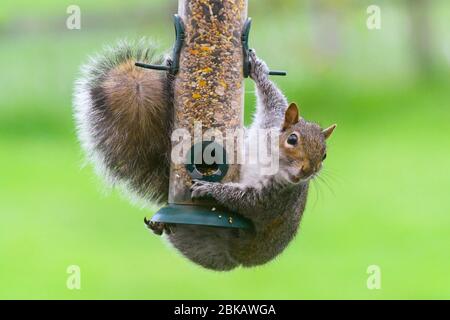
left=103, top=60, right=169, bottom=154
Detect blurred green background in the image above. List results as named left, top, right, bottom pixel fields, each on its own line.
left=0, top=0, right=449, bottom=299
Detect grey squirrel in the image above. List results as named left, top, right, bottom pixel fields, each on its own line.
left=74, top=39, right=336, bottom=271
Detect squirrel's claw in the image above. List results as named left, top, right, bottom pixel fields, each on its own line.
left=190, top=180, right=213, bottom=199
left=144, top=218, right=164, bottom=236
left=248, top=49, right=269, bottom=80
left=248, top=48, right=257, bottom=62
left=144, top=217, right=174, bottom=236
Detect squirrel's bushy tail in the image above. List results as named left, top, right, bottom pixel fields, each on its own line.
left=73, top=39, right=172, bottom=205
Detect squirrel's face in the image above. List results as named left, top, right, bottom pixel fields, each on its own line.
left=279, top=103, right=336, bottom=184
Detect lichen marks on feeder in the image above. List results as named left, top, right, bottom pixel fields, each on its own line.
left=169, top=0, right=247, bottom=204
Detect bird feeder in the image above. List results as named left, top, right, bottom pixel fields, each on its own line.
left=136, top=0, right=284, bottom=229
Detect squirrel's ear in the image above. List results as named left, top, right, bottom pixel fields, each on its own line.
left=283, top=103, right=300, bottom=130
left=322, top=124, right=337, bottom=140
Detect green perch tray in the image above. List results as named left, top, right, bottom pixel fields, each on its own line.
left=151, top=204, right=253, bottom=229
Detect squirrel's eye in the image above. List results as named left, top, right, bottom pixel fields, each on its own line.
left=322, top=153, right=327, bottom=161
left=287, top=133, right=298, bottom=146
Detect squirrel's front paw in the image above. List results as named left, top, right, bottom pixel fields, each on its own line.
left=190, top=180, right=214, bottom=199
left=249, top=49, right=269, bottom=80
